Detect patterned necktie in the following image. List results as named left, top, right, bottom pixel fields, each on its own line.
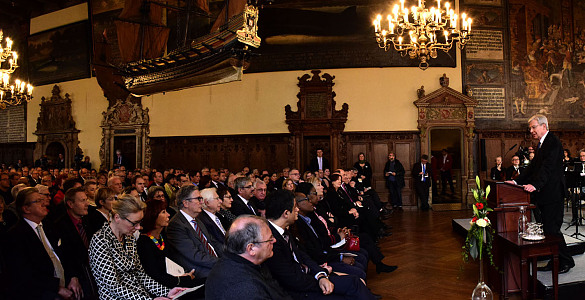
left=214, top=215, right=226, bottom=235
left=191, top=220, right=217, bottom=257
left=77, top=222, right=89, bottom=249
left=37, top=224, right=65, bottom=286
left=247, top=202, right=256, bottom=215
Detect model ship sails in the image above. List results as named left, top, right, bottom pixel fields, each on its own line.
left=112, top=0, right=261, bottom=96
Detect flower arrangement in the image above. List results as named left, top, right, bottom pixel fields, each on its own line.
left=462, top=176, right=496, bottom=267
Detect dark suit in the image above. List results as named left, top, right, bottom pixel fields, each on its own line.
left=166, top=211, right=223, bottom=278
left=293, top=215, right=366, bottom=280
left=506, top=165, right=525, bottom=180
left=515, top=132, right=574, bottom=268
left=264, top=223, right=374, bottom=300
left=383, top=159, right=405, bottom=207
left=412, top=161, right=431, bottom=210
left=309, top=157, right=330, bottom=173
left=205, top=252, right=292, bottom=300
left=230, top=194, right=258, bottom=216
left=197, top=210, right=226, bottom=244
left=4, top=220, right=66, bottom=299
left=490, top=166, right=506, bottom=181
left=86, top=208, right=108, bottom=240
left=55, top=214, right=98, bottom=299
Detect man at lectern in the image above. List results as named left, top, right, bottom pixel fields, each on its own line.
left=506, top=114, right=575, bottom=274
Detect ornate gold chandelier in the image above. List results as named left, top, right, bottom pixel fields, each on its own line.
left=0, top=29, right=33, bottom=109
left=373, top=0, right=472, bottom=70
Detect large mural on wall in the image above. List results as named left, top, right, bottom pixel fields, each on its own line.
left=508, top=0, right=585, bottom=122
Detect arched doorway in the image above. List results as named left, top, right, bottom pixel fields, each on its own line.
left=45, top=142, right=66, bottom=164
left=430, top=128, right=463, bottom=204
left=413, top=74, right=478, bottom=209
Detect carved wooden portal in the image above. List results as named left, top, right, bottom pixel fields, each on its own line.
left=100, top=97, right=151, bottom=170
left=285, top=70, right=348, bottom=171
left=413, top=74, right=478, bottom=206
left=33, top=85, right=81, bottom=168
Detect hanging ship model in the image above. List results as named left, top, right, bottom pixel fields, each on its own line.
left=94, top=0, right=264, bottom=97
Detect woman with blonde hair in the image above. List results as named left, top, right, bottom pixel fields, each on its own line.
left=89, top=194, right=186, bottom=299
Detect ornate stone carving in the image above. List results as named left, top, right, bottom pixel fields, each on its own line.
left=100, top=96, right=151, bottom=170
left=33, top=85, right=81, bottom=167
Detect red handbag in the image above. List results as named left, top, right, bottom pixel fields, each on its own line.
left=344, top=234, right=360, bottom=251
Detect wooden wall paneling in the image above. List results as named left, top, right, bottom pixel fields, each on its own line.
left=483, top=138, right=502, bottom=180
left=0, top=143, right=35, bottom=167
left=372, top=142, right=389, bottom=202
left=150, top=134, right=291, bottom=174
left=395, top=143, right=413, bottom=206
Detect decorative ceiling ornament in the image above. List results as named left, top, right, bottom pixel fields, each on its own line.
left=0, top=29, right=33, bottom=108
left=373, top=0, right=472, bottom=70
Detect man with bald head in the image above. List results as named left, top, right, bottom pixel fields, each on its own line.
left=205, top=215, right=291, bottom=299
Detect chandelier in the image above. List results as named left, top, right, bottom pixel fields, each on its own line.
left=0, top=29, right=33, bottom=109
left=373, top=0, right=472, bottom=70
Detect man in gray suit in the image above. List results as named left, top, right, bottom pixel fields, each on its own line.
left=166, top=185, right=224, bottom=278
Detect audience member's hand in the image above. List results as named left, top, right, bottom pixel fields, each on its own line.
left=349, top=208, right=359, bottom=218
left=182, top=269, right=195, bottom=280
left=320, top=264, right=332, bottom=274
left=341, top=256, right=355, bottom=266
left=68, top=277, right=83, bottom=300
left=168, top=287, right=188, bottom=299
left=318, top=278, right=334, bottom=295
left=337, top=228, right=347, bottom=240
left=57, top=287, right=73, bottom=300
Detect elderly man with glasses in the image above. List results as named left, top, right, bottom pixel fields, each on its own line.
left=167, top=185, right=224, bottom=279
left=206, top=215, right=292, bottom=299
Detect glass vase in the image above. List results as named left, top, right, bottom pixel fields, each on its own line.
left=472, top=252, right=493, bottom=300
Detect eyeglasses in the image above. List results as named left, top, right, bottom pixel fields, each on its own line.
left=309, top=192, right=317, bottom=195
left=124, top=217, right=142, bottom=227
left=296, top=197, right=309, bottom=203
left=185, top=196, right=203, bottom=202
left=256, top=188, right=267, bottom=192
left=252, top=236, right=276, bottom=244
left=242, top=185, right=254, bottom=189
left=223, top=195, right=232, bottom=199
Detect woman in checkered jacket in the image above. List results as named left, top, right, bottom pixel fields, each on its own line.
left=89, top=194, right=185, bottom=300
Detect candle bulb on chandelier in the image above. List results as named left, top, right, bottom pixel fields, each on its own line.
left=468, top=19, right=472, bottom=32
left=400, top=0, right=404, bottom=10
left=404, top=8, right=409, bottom=23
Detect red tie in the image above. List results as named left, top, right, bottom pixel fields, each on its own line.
left=191, top=220, right=217, bottom=257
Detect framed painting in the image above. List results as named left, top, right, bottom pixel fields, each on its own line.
left=28, top=21, right=91, bottom=86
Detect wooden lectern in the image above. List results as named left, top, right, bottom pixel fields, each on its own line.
left=484, top=180, right=531, bottom=295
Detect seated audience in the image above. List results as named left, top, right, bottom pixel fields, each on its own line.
left=89, top=194, right=185, bottom=299
left=216, top=188, right=237, bottom=229
left=197, top=188, right=227, bottom=244
left=4, top=188, right=78, bottom=299
left=55, top=187, right=98, bottom=299
left=205, top=215, right=292, bottom=300
left=167, top=185, right=223, bottom=278
left=137, top=199, right=205, bottom=291
left=87, top=187, right=116, bottom=240
left=231, top=177, right=259, bottom=216
left=264, top=190, right=376, bottom=300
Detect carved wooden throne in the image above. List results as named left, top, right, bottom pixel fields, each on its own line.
left=285, top=70, right=348, bottom=171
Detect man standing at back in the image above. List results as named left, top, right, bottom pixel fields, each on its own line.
left=383, top=152, right=405, bottom=210
left=309, top=148, right=330, bottom=173
left=506, top=114, right=575, bottom=273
